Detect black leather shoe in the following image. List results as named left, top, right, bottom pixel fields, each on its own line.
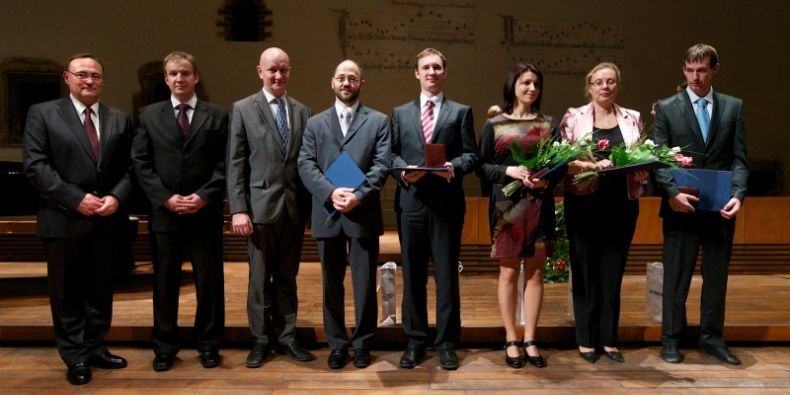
left=67, top=362, right=91, bottom=385
left=660, top=346, right=684, bottom=363
left=327, top=348, right=348, bottom=369
left=89, top=349, right=127, bottom=369
left=605, top=351, right=625, bottom=363
left=153, top=354, right=175, bottom=372
left=245, top=343, right=271, bottom=368
left=353, top=348, right=371, bottom=368
left=578, top=348, right=599, bottom=363
left=282, top=342, right=316, bottom=362
left=439, top=349, right=459, bottom=370
left=700, top=344, right=741, bottom=365
left=503, top=341, right=523, bottom=369
left=523, top=340, right=545, bottom=368
left=399, top=347, right=425, bottom=369
left=200, top=350, right=221, bottom=368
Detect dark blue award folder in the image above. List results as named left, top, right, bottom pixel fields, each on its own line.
left=670, top=168, right=733, bottom=211
left=325, top=151, right=366, bottom=189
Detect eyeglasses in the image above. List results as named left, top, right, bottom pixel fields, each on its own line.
left=590, top=79, right=617, bottom=88
left=68, top=70, right=103, bottom=81
left=333, top=76, right=360, bottom=85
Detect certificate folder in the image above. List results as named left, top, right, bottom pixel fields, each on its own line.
left=670, top=168, right=733, bottom=211
left=325, top=151, right=366, bottom=189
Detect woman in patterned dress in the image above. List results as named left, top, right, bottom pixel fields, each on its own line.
left=478, top=63, right=562, bottom=369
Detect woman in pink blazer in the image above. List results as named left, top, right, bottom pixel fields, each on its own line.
left=559, top=62, right=648, bottom=364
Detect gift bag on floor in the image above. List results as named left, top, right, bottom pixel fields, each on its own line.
left=378, top=261, right=398, bottom=326
left=646, top=262, right=663, bottom=322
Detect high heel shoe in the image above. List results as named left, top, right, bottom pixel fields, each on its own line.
left=604, top=347, right=624, bottom=363
left=578, top=346, right=599, bottom=363
left=503, top=341, right=524, bottom=369
left=523, top=340, right=545, bottom=368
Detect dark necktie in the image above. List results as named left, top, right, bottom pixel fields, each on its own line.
left=274, top=97, right=289, bottom=150
left=83, top=107, right=100, bottom=159
left=177, top=103, right=191, bottom=140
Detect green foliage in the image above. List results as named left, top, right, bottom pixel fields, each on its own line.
left=543, top=201, right=569, bottom=283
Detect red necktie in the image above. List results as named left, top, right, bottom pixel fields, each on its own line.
left=83, top=107, right=100, bottom=159
left=177, top=103, right=191, bottom=140
left=421, top=99, right=435, bottom=143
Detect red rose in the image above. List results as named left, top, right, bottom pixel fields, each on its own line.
left=557, top=260, right=566, bottom=271
left=597, top=139, right=610, bottom=151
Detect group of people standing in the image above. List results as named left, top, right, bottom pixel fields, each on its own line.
left=21, top=42, right=746, bottom=386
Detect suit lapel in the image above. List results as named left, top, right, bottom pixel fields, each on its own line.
left=57, top=98, right=97, bottom=164
left=432, top=97, right=451, bottom=143
left=343, top=105, right=368, bottom=145
left=157, top=102, right=183, bottom=146
left=184, top=100, right=209, bottom=148
left=284, top=97, right=300, bottom=157
left=408, top=99, right=425, bottom=143
left=707, top=92, right=724, bottom=146
left=324, top=108, right=345, bottom=146
left=253, top=92, right=285, bottom=157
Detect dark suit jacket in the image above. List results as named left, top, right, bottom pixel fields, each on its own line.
left=653, top=91, right=749, bottom=216
left=132, top=100, right=228, bottom=232
left=226, top=91, right=311, bottom=224
left=390, top=97, right=478, bottom=216
left=23, top=97, right=133, bottom=238
left=298, top=103, right=391, bottom=238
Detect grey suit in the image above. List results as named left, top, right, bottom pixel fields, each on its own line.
left=298, top=103, right=390, bottom=351
left=226, top=91, right=311, bottom=346
left=390, top=97, right=477, bottom=350
left=653, top=90, right=748, bottom=348
left=23, top=97, right=133, bottom=366
left=132, top=99, right=228, bottom=357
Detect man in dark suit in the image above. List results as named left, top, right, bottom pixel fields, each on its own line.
left=226, top=47, right=315, bottom=367
left=132, top=51, right=227, bottom=371
left=654, top=43, right=748, bottom=365
left=23, top=53, right=132, bottom=385
left=390, top=48, right=478, bottom=370
left=298, top=60, right=390, bottom=369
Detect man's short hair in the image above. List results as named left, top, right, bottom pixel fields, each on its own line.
left=64, top=53, right=104, bottom=72
left=163, top=51, right=198, bottom=74
left=414, top=48, right=447, bottom=69
left=685, top=43, right=719, bottom=68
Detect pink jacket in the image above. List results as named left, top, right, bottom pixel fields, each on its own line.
left=559, top=102, right=643, bottom=147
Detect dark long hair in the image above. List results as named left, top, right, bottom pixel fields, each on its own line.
left=501, top=63, right=544, bottom=114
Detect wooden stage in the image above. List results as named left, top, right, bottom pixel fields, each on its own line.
left=1, top=262, right=790, bottom=393
left=1, top=261, right=789, bottom=344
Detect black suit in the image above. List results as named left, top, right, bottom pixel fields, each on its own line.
left=132, top=99, right=228, bottom=356
left=23, top=97, right=133, bottom=367
left=390, top=97, right=477, bottom=350
left=653, top=90, right=748, bottom=348
left=226, top=91, right=311, bottom=346
left=298, top=103, right=390, bottom=351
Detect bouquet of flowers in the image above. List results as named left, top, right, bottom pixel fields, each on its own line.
left=573, top=137, right=693, bottom=187
left=502, top=138, right=587, bottom=197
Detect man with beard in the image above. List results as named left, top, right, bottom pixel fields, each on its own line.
left=298, top=60, right=390, bottom=369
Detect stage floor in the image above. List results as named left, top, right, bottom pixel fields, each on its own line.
left=0, top=262, right=789, bottom=343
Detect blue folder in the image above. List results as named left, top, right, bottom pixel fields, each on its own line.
left=670, top=168, right=733, bottom=211
left=325, top=151, right=366, bottom=189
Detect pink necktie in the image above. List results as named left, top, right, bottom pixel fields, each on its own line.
left=421, top=99, right=435, bottom=143
left=83, top=108, right=100, bottom=159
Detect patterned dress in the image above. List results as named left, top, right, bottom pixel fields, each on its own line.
left=478, top=113, right=559, bottom=258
